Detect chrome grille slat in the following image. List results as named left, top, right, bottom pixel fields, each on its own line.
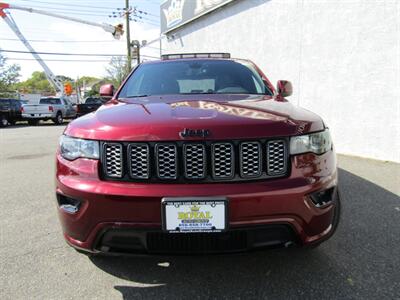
left=184, top=144, right=206, bottom=179
left=103, top=140, right=288, bottom=181
left=212, top=143, right=234, bottom=179
left=104, top=143, right=123, bottom=178
left=267, top=140, right=287, bottom=176
left=128, top=143, right=150, bottom=179
left=155, top=144, right=178, bottom=179
left=239, top=142, right=262, bottom=178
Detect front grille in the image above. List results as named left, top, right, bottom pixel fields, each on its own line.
left=240, top=142, right=262, bottom=178
left=128, top=143, right=150, bottom=179
left=155, top=144, right=178, bottom=179
left=101, top=139, right=288, bottom=182
left=212, top=143, right=234, bottom=179
left=147, top=231, right=248, bottom=253
left=183, top=144, right=206, bottom=179
left=96, top=225, right=297, bottom=254
left=267, top=140, right=287, bottom=176
left=103, top=143, right=123, bottom=177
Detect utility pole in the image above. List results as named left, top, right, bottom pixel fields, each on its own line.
left=76, top=76, right=80, bottom=103
left=137, top=44, right=140, bottom=65
left=125, top=0, right=131, bottom=71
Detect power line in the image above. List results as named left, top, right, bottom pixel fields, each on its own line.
left=1, top=49, right=126, bottom=57
left=18, top=8, right=109, bottom=17
left=132, top=15, right=160, bottom=24
left=26, top=5, right=111, bottom=14
left=3, top=3, right=159, bottom=26
left=5, top=2, right=112, bottom=14
left=1, top=26, right=80, bottom=34
left=5, top=9, right=158, bottom=27
left=5, top=57, right=121, bottom=62
left=134, top=7, right=160, bottom=18
left=16, top=9, right=109, bottom=18
left=4, top=4, right=120, bottom=17
left=11, top=0, right=120, bottom=10
left=6, top=55, right=159, bottom=61
left=3, top=51, right=160, bottom=59
left=139, top=10, right=159, bottom=18
left=134, top=19, right=159, bottom=27
left=0, top=37, right=124, bottom=43
left=8, top=1, right=160, bottom=19
left=0, top=37, right=163, bottom=48
left=109, top=7, right=160, bottom=22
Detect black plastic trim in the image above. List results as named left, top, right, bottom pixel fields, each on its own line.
left=99, top=138, right=291, bottom=184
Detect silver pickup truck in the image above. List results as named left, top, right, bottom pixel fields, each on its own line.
left=21, top=97, right=77, bottom=125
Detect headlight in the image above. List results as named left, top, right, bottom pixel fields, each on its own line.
left=59, top=135, right=99, bottom=160
left=290, top=129, right=332, bottom=155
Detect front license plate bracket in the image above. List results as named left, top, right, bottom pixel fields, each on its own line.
left=161, top=197, right=228, bottom=233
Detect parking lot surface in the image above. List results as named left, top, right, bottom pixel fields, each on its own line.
left=1, top=124, right=399, bottom=299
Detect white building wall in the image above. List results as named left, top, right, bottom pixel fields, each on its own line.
left=162, top=0, right=400, bottom=162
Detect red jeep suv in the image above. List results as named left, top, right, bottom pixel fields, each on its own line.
left=56, top=53, right=340, bottom=255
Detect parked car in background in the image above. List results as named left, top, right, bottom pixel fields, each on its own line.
left=76, top=97, right=107, bottom=117
left=0, top=98, right=24, bottom=127
left=21, top=97, right=77, bottom=125
left=19, top=93, right=41, bottom=104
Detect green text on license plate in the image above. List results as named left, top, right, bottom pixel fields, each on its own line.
left=162, top=198, right=227, bottom=233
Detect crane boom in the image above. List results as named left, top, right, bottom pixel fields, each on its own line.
left=0, top=2, right=124, bottom=96
left=1, top=13, right=64, bottom=93
left=1, top=3, right=124, bottom=39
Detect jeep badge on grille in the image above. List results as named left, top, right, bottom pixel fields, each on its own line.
left=179, top=128, right=211, bottom=138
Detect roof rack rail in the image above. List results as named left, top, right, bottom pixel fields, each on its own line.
left=161, top=53, right=231, bottom=60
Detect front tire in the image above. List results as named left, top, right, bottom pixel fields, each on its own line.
left=53, top=112, right=63, bottom=125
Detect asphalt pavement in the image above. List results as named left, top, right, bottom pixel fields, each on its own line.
left=0, top=123, right=399, bottom=299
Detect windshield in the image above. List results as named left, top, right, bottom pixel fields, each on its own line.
left=40, top=98, right=61, bottom=105
left=118, top=59, right=272, bottom=98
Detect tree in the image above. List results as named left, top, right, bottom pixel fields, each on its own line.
left=0, top=52, right=21, bottom=95
left=76, top=76, right=100, bottom=87
left=56, top=75, right=73, bottom=83
left=74, top=76, right=102, bottom=98
left=105, top=56, right=129, bottom=87
left=14, top=71, right=55, bottom=94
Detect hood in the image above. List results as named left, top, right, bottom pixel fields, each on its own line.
left=65, top=94, right=324, bottom=141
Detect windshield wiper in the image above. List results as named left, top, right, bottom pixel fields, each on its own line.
left=179, top=92, right=217, bottom=95
left=126, top=94, right=151, bottom=98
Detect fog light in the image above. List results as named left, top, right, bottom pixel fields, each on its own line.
left=57, top=194, right=81, bottom=214
left=310, top=187, right=335, bottom=208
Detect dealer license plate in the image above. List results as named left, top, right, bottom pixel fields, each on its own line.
left=162, top=197, right=227, bottom=233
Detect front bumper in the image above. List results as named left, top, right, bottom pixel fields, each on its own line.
left=56, top=150, right=338, bottom=254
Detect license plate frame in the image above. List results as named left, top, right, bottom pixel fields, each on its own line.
left=161, top=197, right=228, bottom=233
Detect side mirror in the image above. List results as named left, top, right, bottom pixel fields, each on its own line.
left=277, top=80, right=293, bottom=97
left=99, top=84, right=115, bottom=98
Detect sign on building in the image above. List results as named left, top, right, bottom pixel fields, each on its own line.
left=161, top=0, right=235, bottom=33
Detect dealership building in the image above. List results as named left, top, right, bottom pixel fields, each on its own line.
left=160, top=0, right=399, bottom=163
